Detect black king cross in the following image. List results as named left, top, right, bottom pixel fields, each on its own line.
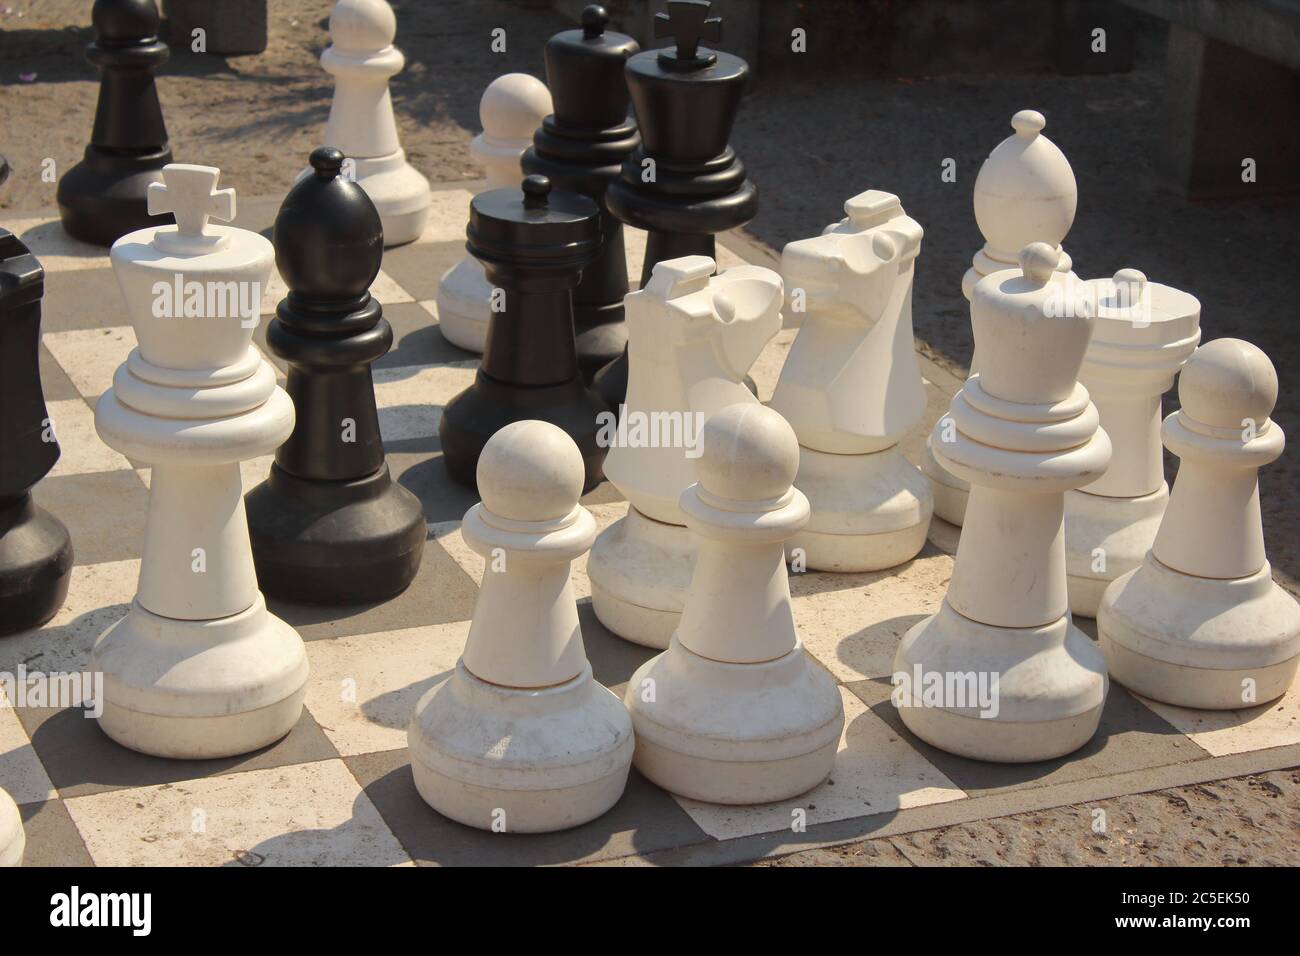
left=655, top=0, right=722, bottom=64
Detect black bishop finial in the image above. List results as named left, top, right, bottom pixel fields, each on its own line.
left=581, top=4, right=608, bottom=39
left=654, top=0, right=721, bottom=67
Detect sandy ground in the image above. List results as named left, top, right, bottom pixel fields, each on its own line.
left=752, top=770, right=1299, bottom=866
left=0, top=0, right=1296, bottom=865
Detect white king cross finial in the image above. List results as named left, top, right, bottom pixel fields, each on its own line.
left=147, top=164, right=236, bottom=253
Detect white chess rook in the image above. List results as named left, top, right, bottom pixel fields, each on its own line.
left=92, top=164, right=308, bottom=759
left=771, top=190, right=932, bottom=571
left=1099, top=339, right=1300, bottom=709
left=1064, top=270, right=1201, bottom=616
left=0, top=788, right=23, bottom=866
left=437, top=73, right=553, bottom=353
left=315, top=0, right=430, bottom=246
left=625, top=403, right=844, bottom=804
left=894, top=243, right=1110, bottom=763
left=923, top=109, right=1078, bottom=526
left=408, top=421, right=632, bottom=832
left=588, top=255, right=782, bottom=648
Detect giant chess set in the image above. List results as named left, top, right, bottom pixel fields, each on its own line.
left=0, top=0, right=1296, bottom=867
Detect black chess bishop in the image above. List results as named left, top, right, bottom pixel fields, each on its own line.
left=440, top=174, right=611, bottom=492
left=523, top=4, right=640, bottom=388
left=245, top=147, right=426, bottom=605
left=594, top=0, right=759, bottom=410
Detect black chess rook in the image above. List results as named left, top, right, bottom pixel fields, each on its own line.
left=245, top=147, right=425, bottom=605
left=0, top=231, right=73, bottom=636
left=439, top=174, right=611, bottom=492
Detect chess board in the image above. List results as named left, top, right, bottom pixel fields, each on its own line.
left=3, top=180, right=1297, bottom=868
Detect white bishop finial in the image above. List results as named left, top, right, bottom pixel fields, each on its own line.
left=147, top=164, right=236, bottom=255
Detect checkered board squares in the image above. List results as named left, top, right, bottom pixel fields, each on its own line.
left=4, top=184, right=1299, bottom=868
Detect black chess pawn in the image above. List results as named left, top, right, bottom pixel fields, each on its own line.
left=245, top=147, right=425, bottom=605
left=594, top=0, right=759, bottom=410
left=522, top=4, right=640, bottom=387
left=57, top=0, right=173, bottom=246
left=440, top=175, right=610, bottom=492
left=0, top=231, right=74, bottom=636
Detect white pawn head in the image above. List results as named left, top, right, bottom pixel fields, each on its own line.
left=480, top=73, right=553, bottom=144
left=476, top=420, right=585, bottom=523
left=1178, top=338, right=1278, bottom=433
left=329, top=0, right=397, bottom=54
left=697, top=404, right=800, bottom=504
left=973, top=109, right=1077, bottom=264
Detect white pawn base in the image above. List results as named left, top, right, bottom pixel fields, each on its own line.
left=301, top=150, right=430, bottom=247
left=624, top=636, right=843, bottom=804
left=0, top=789, right=23, bottom=867
left=589, top=507, right=694, bottom=649
left=1099, top=557, right=1300, bottom=710
left=408, top=660, right=633, bottom=833
left=1064, top=484, right=1168, bottom=618
left=92, top=595, right=309, bottom=760
left=921, top=436, right=969, bottom=526
left=435, top=257, right=491, bottom=354
left=893, top=601, right=1107, bottom=762
left=788, top=445, right=932, bottom=572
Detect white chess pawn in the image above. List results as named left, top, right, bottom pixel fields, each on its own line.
left=625, top=403, right=844, bottom=803
left=437, top=73, right=553, bottom=353
left=771, top=190, right=932, bottom=571
left=315, top=0, right=431, bottom=246
left=588, top=255, right=783, bottom=648
left=409, top=420, right=632, bottom=832
left=0, top=788, right=23, bottom=866
left=894, top=243, right=1110, bottom=762
left=92, top=164, right=308, bottom=759
left=1099, top=339, right=1300, bottom=709
left=923, top=109, right=1078, bottom=526
left=1064, top=270, right=1201, bottom=615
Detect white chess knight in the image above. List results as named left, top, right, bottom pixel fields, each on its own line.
left=922, top=109, right=1078, bottom=526
left=312, top=0, right=431, bottom=246
left=1064, top=270, right=1201, bottom=616
left=437, top=73, right=553, bottom=353
left=625, top=403, right=844, bottom=803
left=408, top=421, right=632, bottom=832
left=0, top=788, right=23, bottom=866
left=1099, top=339, right=1300, bottom=709
left=894, top=243, right=1110, bottom=763
left=771, top=190, right=931, bottom=571
left=92, top=164, right=308, bottom=759
left=588, top=255, right=783, bottom=648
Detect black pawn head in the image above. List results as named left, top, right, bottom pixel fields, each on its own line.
left=273, top=147, right=385, bottom=301
left=93, top=0, right=161, bottom=43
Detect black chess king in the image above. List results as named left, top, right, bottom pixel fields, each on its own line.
left=245, top=147, right=425, bottom=605
left=594, top=0, right=759, bottom=410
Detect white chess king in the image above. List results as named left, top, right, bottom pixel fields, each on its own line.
left=408, top=420, right=633, bottom=832
left=0, top=787, right=23, bottom=866
left=625, top=403, right=844, bottom=803
left=437, top=73, right=553, bottom=353
left=588, top=255, right=783, bottom=648
left=894, top=243, right=1110, bottom=763
left=922, top=109, right=1078, bottom=526
left=771, top=190, right=932, bottom=571
left=314, top=0, right=431, bottom=246
left=92, top=164, right=308, bottom=759
left=1098, top=338, right=1300, bottom=709
left=1064, top=269, right=1201, bottom=616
